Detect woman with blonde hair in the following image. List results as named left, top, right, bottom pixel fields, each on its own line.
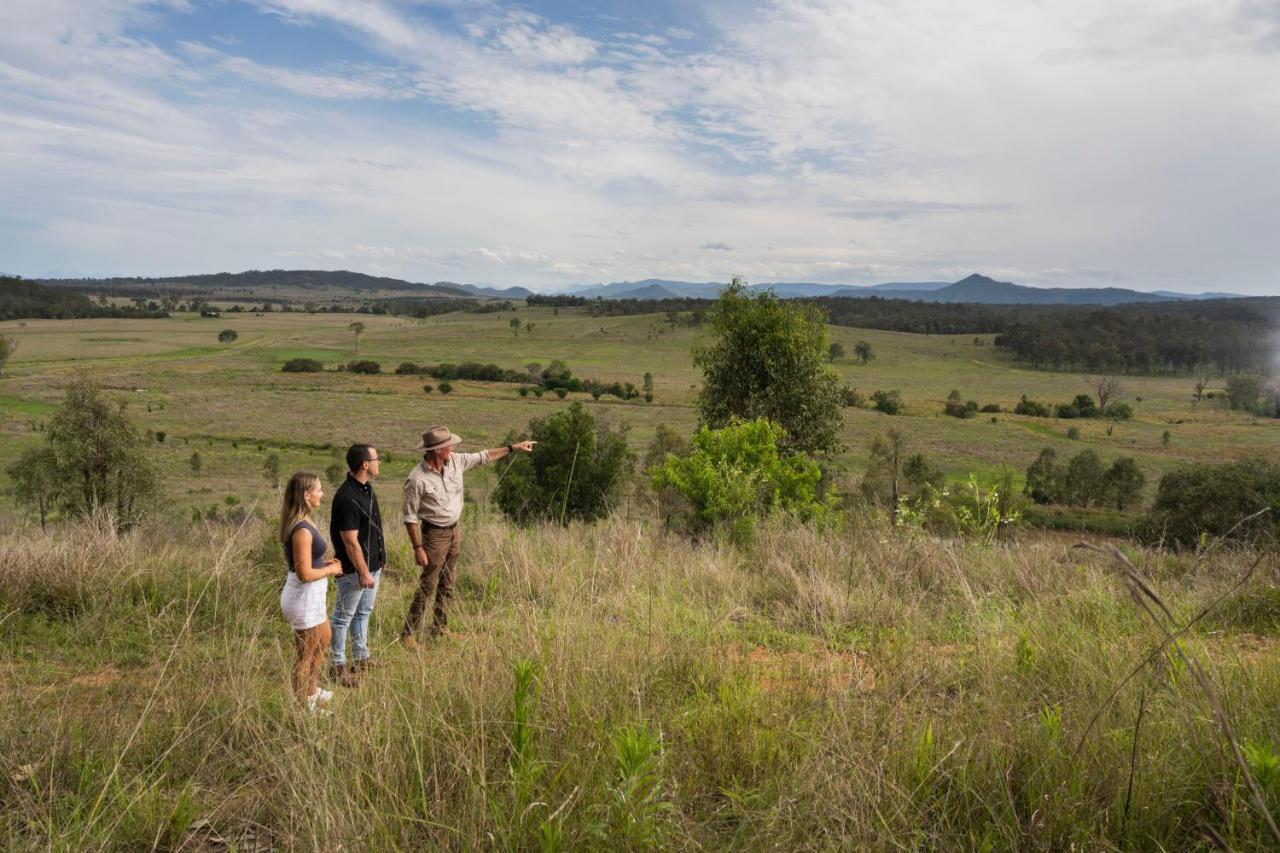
left=279, top=471, right=343, bottom=712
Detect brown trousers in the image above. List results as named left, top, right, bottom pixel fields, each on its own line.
left=403, top=524, right=461, bottom=637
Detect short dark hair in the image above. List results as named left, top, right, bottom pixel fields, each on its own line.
left=346, top=444, right=375, bottom=472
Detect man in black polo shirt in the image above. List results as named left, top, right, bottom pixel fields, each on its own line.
left=329, top=443, right=386, bottom=687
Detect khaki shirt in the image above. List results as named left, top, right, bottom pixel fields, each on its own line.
left=402, top=451, right=490, bottom=527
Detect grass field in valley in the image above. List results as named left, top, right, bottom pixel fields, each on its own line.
left=1, top=308, right=1279, bottom=850
left=0, top=307, right=1273, bottom=507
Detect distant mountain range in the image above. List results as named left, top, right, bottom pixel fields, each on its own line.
left=37, top=269, right=533, bottom=300
left=560, top=274, right=1246, bottom=305
left=31, top=269, right=1249, bottom=306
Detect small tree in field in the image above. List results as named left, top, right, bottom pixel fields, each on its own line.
left=494, top=402, right=632, bottom=526
left=218, top=329, right=238, bottom=344
left=348, top=321, right=365, bottom=353
left=694, top=278, right=843, bottom=455
left=189, top=451, right=203, bottom=479
left=1092, top=376, right=1123, bottom=412
left=862, top=428, right=908, bottom=522
left=642, top=372, right=654, bottom=403
left=510, top=317, right=522, bottom=337
left=42, top=379, right=159, bottom=531
left=1063, top=450, right=1106, bottom=508
left=1104, top=456, right=1145, bottom=510
left=828, top=342, right=845, bottom=362
left=854, top=340, right=874, bottom=365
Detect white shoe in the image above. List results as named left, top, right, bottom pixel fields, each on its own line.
left=315, top=688, right=334, bottom=705
left=306, top=691, right=333, bottom=714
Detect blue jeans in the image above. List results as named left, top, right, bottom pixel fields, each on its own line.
left=330, top=569, right=380, bottom=666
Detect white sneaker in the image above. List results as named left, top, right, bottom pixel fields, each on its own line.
left=315, top=688, right=334, bottom=705
left=306, top=691, right=333, bottom=715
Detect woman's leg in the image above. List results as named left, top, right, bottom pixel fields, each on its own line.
left=292, top=627, right=314, bottom=702
left=310, top=621, right=332, bottom=696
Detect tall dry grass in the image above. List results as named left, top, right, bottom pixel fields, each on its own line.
left=1, top=512, right=1278, bottom=850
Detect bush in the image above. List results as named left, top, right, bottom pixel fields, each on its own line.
left=217, top=329, right=237, bottom=343
left=871, top=390, right=902, bottom=415
left=493, top=402, right=633, bottom=525
left=438, top=381, right=453, bottom=394
left=282, top=358, right=323, bottom=372
left=840, top=386, right=865, bottom=408
left=651, top=418, right=834, bottom=539
left=943, top=390, right=978, bottom=419
left=422, top=384, right=434, bottom=394
left=1147, top=458, right=1280, bottom=548
left=395, top=362, right=421, bottom=375
left=347, top=360, right=381, bottom=375
left=1056, top=394, right=1098, bottom=419
left=1103, top=401, right=1133, bottom=421
left=980, top=403, right=1002, bottom=413
left=1014, top=396, right=1051, bottom=417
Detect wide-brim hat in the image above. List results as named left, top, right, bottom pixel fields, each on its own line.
left=416, top=425, right=463, bottom=452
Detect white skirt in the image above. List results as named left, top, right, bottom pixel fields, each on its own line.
left=280, top=571, right=328, bottom=630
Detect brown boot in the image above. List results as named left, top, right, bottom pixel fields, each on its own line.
left=329, top=663, right=361, bottom=688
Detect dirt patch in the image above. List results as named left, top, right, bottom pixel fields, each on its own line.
left=71, top=665, right=125, bottom=688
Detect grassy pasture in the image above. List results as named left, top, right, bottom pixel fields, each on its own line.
left=0, top=307, right=1272, bottom=517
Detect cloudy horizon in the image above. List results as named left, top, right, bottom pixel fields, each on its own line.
left=1, top=0, right=1278, bottom=294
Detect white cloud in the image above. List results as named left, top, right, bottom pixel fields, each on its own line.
left=1, top=0, right=1278, bottom=291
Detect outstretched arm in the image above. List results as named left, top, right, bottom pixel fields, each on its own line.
left=486, top=440, right=537, bottom=461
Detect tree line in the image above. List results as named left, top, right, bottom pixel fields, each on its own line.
left=536, top=290, right=1277, bottom=376
left=0, top=276, right=168, bottom=321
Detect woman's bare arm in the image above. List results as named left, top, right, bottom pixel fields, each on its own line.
left=292, top=527, right=341, bottom=582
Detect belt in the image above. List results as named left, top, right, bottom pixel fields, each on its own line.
left=423, top=520, right=457, bottom=530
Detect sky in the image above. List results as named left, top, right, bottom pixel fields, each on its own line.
left=1, top=0, right=1278, bottom=293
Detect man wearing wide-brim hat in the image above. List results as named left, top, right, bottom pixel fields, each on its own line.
left=400, top=425, right=535, bottom=648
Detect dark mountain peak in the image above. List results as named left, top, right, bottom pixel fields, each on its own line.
left=955, top=273, right=1000, bottom=286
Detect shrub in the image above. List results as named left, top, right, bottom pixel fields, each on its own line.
left=652, top=418, right=834, bottom=539
left=282, top=358, right=323, bottom=372
left=943, top=390, right=978, bottom=419
left=347, top=360, right=381, bottom=375
left=493, top=402, right=633, bottom=526
left=1147, top=458, right=1280, bottom=548
left=841, top=386, right=865, bottom=408
left=1066, top=427, right=1081, bottom=440
left=980, top=403, right=1002, bottom=413
left=395, top=362, right=421, bottom=375
left=1014, top=396, right=1051, bottom=417
left=518, top=386, right=530, bottom=397
left=422, top=384, right=434, bottom=394
left=871, top=390, right=902, bottom=415
left=1056, top=394, right=1098, bottom=419
left=217, top=329, right=238, bottom=343
left=1103, top=401, right=1133, bottom=421
left=1226, top=375, right=1264, bottom=412
left=438, top=381, right=453, bottom=394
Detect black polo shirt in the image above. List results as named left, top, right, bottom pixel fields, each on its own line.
left=330, top=474, right=386, bottom=575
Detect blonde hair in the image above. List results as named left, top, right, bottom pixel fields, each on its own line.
left=278, top=472, right=321, bottom=543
